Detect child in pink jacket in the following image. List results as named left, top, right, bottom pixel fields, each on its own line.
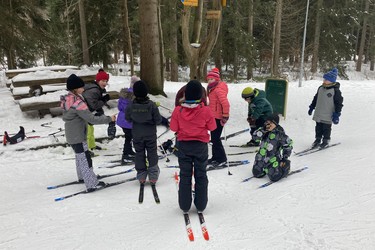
left=206, top=68, right=230, bottom=168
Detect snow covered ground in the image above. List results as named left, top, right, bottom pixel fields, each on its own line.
left=1, top=68, right=375, bottom=249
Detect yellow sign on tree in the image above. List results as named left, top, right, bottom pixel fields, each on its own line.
left=182, top=0, right=198, bottom=7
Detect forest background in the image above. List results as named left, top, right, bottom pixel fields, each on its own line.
left=0, top=0, right=374, bottom=94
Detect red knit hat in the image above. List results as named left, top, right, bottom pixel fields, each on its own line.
left=96, top=69, right=109, bottom=82
left=206, top=68, right=220, bottom=81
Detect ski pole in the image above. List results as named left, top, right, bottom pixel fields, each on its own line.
left=157, top=137, right=170, bottom=162
left=223, top=126, right=232, bottom=176
left=159, top=104, right=172, bottom=113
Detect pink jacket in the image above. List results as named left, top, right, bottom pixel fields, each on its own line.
left=207, top=81, right=230, bottom=119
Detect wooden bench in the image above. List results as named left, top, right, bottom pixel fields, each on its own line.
left=8, top=69, right=120, bottom=117
left=19, top=90, right=120, bottom=114
left=5, top=65, right=78, bottom=80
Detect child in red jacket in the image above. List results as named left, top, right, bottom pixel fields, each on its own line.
left=170, top=80, right=216, bottom=213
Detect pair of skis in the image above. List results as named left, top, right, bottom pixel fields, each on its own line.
left=174, top=172, right=209, bottom=241
left=220, top=128, right=250, bottom=140
left=54, top=177, right=137, bottom=202
left=294, top=142, right=341, bottom=157
left=138, top=183, right=160, bottom=204
left=241, top=166, right=309, bottom=188
left=47, top=167, right=135, bottom=189
left=183, top=212, right=209, bottom=241
left=166, top=160, right=249, bottom=170
left=227, top=149, right=258, bottom=156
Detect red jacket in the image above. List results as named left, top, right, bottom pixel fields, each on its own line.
left=170, top=103, right=216, bottom=143
left=207, top=81, right=230, bottom=119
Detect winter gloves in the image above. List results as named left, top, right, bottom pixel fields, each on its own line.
left=332, top=112, right=340, bottom=124
left=107, top=121, right=116, bottom=139
left=247, top=117, right=256, bottom=128
left=308, top=106, right=314, bottom=116
left=102, top=94, right=110, bottom=103
left=220, top=116, right=229, bottom=126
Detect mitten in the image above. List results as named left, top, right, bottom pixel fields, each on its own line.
left=332, top=112, right=340, bottom=124
left=102, top=94, right=110, bottom=103
left=247, top=117, right=256, bottom=128
left=220, top=116, right=229, bottom=126
left=155, top=101, right=160, bottom=107
left=280, top=157, right=290, bottom=167
left=308, top=106, right=314, bottom=116
left=107, top=121, right=116, bottom=139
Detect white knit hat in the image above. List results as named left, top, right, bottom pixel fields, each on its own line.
left=130, top=75, right=140, bottom=88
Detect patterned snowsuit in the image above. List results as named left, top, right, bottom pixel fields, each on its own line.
left=252, top=125, right=293, bottom=182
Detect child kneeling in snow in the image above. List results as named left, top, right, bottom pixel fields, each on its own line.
left=251, top=113, right=293, bottom=182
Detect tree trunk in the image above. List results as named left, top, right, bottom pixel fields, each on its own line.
left=213, top=28, right=222, bottom=73
left=79, top=0, right=90, bottom=66
left=181, top=0, right=222, bottom=81
left=170, top=0, right=179, bottom=82
left=311, top=0, right=322, bottom=73
left=138, top=0, right=165, bottom=96
left=370, top=18, right=375, bottom=71
left=246, top=0, right=254, bottom=80
left=121, top=0, right=134, bottom=75
left=271, top=0, right=282, bottom=77
left=356, top=0, right=370, bottom=72
left=191, top=0, right=204, bottom=43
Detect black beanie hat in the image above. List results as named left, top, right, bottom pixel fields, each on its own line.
left=133, top=80, right=148, bottom=98
left=185, top=80, right=203, bottom=102
left=67, top=74, right=85, bottom=90
left=266, top=113, right=280, bottom=125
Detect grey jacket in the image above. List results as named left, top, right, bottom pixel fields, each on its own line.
left=82, top=82, right=106, bottom=114
left=310, top=83, right=343, bottom=124
left=125, top=97, right=162, bottom=138
left=61, top=92, right=112, bottom=144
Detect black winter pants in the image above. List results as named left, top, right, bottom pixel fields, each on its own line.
left=315, top=122, right=332, bottom=141
left=210, top=119, right=227, bottom=163
left=178, top=141, right=209, bottom=212
left=133, top=134, right=159, bottom=183
left=122, top=128, right=133, bottom=155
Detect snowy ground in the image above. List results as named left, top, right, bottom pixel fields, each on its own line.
left=1, top=68, right=375, bottom=249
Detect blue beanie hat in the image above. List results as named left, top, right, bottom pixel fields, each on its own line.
left=323, top=68, right=338, bottom=83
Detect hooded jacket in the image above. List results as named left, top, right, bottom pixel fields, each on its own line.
left=170, top=103, right=216, bottom=143
left=116, top=87, right=134, bottom=129
left=207, top=81, right=230, bottom=119
left=61, top=92, right=111, bottom=144
left=125, top=97, right=162, bottom=138
left=248, top=89, right=273, bottom=120
left=82, top=82, right=106, bottom=114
